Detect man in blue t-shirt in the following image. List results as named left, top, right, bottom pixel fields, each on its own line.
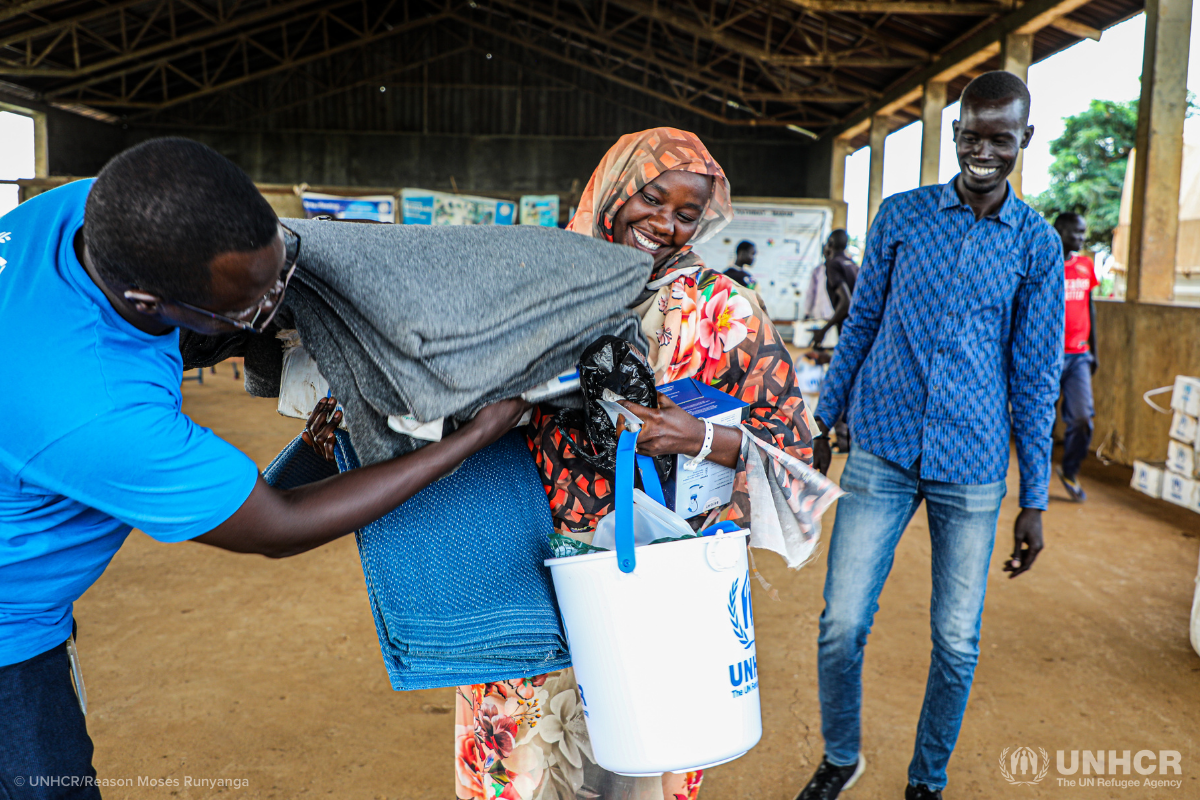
left=0, top=138, right=527, bottom=798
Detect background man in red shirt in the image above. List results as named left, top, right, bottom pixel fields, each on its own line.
left=1055, top=212, right=1097, bottom=501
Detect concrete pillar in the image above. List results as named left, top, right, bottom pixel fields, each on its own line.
left=919, top=82, right=946, bottom=187
left=866, top=115, right=888, bottom=232
left=1001, top=32, right=1032, bottom=82
left=829, top=136, right=851, bottom=229
left=1001, top=32, right=1033, bottom=198
left=1127, top=0, right=1193, bottom=303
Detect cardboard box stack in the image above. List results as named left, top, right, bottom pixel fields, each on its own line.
left=1136, top=376, right=1200, bottom=514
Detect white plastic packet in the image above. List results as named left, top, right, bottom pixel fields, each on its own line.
left=591, top=487, right=694, bottom=550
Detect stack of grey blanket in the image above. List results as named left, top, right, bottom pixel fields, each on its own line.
left=277, top=220, right=651, bottom=464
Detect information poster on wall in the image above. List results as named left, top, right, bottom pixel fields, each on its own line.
left=400, top=188, right=515, bottom=225
left=690, top=201, right=832, bottom=321
left=301, top=192, right=395, bottom=223
left=519, top=194, right=560, bottom=226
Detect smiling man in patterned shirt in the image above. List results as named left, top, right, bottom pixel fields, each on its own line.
left=797, top=71, right=1064, bottom=800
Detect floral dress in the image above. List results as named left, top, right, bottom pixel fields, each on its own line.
left=456, top=672, right=702, bottom=800
left=454, top=128, right=818, bottom=800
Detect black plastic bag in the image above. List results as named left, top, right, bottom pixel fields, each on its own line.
left=553, top=335, right=674, bottom=485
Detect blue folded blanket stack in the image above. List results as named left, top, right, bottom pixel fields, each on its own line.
left=262, top=430, right=571, bottom=690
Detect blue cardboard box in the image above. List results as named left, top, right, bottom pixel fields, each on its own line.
left=657, top=377, right=748, bottom=518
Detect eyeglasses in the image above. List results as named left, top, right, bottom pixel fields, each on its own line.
left=173, top=224, right=301, bottom=334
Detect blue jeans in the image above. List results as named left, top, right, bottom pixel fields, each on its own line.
left=1060, top=352, right=1095, bottom=478
left=817, top=449, right=1005, bottom=791
left=0, top=639, right=99, bottom=800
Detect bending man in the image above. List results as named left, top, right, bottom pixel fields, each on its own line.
left=0, top=138, right=527, bottom=799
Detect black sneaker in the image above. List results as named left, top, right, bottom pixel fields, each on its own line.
left=905, top=783, right=942, bottom=800
left=796, top=755, right=866, bottom=799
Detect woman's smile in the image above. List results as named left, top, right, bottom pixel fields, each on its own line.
left=611, top=169, right=713, bottom=270
left=631, top=227, right=665, bottom=253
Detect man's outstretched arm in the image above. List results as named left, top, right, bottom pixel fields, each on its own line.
left=195, top=398, right=528, bottom=558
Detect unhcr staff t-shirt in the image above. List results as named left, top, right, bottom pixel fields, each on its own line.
left=0, top=179, right=259, bottom=667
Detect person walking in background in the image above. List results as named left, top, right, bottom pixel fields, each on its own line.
left=810, top=229, right=859, bottom=348
left=810, top=228, right=859, bottom=452
left=1054, top=212, right=1097, bottom=502
left=797, top=71, right=1063, bottom=800
left=804, top=260, right=834, bottom=321
left=725, top=239, right=757, bottom=288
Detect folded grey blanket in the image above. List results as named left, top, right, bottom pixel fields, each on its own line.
left=281, top=220, right=650, bottom=464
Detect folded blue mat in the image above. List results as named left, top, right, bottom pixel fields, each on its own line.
left=262, top=430, right=571, bottom=690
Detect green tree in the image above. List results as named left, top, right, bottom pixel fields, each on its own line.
left=1027, top=99, right=1139, bottom=250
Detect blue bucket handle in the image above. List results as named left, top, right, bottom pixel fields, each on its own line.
left=699, top=521, right=743, bottom=537
left=615, top=430, right=638, bottom=573
left=616, top=429, right=669, bottom=573
left=635, top=454, right=666, bottom=506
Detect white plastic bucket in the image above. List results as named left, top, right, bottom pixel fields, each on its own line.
left=545, top=429, right=762, bottom=776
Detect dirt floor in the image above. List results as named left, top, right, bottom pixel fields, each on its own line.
left=76, top=362, right=1200, bottom=799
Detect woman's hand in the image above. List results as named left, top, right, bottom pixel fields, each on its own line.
left=617, top=393, right=742, bottom=468
left=617, top=393, right=704, bottom=456
left=302, top=396, right=342, bottom=462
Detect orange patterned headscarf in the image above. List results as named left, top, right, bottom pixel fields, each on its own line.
left=567, top=128, right=733, bottom=280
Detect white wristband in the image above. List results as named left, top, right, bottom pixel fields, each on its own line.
left=683, top=420, right=714, bottom=471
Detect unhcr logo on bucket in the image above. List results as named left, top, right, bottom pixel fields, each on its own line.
left=727, top=572, right=758, bottom=698
left=997, top=746, right=1183, bottom=789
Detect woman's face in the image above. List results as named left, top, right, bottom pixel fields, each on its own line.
left=611, top=169, right=713, bottom=270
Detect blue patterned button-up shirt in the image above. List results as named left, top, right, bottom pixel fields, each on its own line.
left=818, top=179, right=1064, bottom=509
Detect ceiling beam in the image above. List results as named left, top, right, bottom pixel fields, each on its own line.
left=810, top=9, right=934, bottom=58
left=454, top=12, right=819, bottom=128
left=42, top=0, right=395, bottom=96
left=742, top=90, right=871, bottom=102
left=783, top=0, right=1007, bottom=13
left=53, top=8, right=450, bottom=108
left=478, top=0, right=893, bottom=109
left=472, top=0, right=792, bottom=109
left=772, top=54, right=923, bottom=66
left=1014, top=0, right=1095, bottom=34
left=827, top=0, right=1106, bottom=139
left=0, top=0, right=330, bottom=77
left=1049, top=16, right=1101, bottom=40
left=0, top=0, right=70, bottom=25
left=603, top=0, right=927, bottom=68
left=0, top=0, right=184, bottom=49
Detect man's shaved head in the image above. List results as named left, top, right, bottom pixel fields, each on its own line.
left=1054, top=212, right=1085, bottom=230
left=827, top=229, right=849, bottom=251
left=953, top=70, right=1034, bottom=198
left=960, top=70, right=1031, bottom=122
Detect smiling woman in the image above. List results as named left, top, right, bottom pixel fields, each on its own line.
left=452, top=128, right=825, bottom=800
left=610, top=169, right=713, bottom=269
